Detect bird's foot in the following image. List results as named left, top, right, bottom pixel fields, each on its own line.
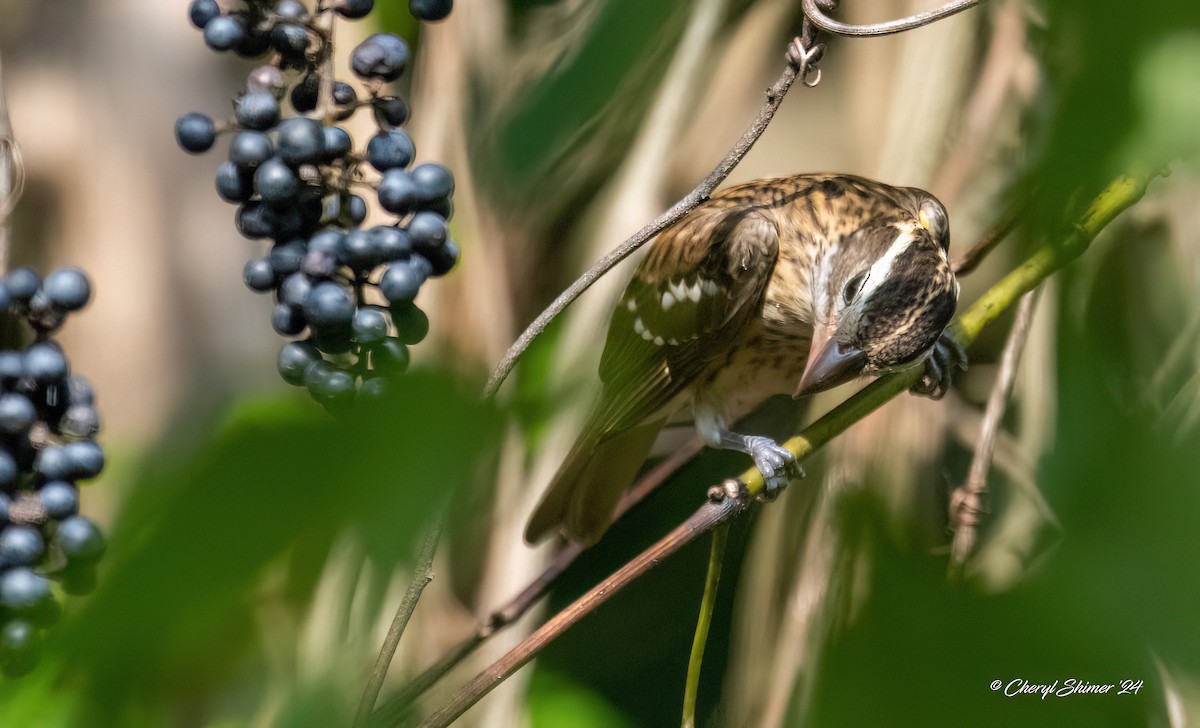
left=745, top=436, right=803, bottom=501
left=911, top=330, right=968, bottom=400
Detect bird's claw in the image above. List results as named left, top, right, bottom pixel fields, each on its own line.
left=746, top=436, right=803, bottom=501
left=911, top=330, right=967, bottom=400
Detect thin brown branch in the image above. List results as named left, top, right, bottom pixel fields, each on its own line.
left=801, top=0, right=988, bottom=37
left=949, top=288, right=1039, bottom=569
left=354, top=518, right=444, bottom=727
left=414, top=481, right=752, bottom=728
left=482, top=31, right=827, bottom=399
left=953, top=192, right=1027, bottom=275
left=370, top=437, right=704, bottom=721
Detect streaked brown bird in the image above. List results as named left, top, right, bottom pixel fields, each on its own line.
left=526, top=173, right=963, bottom=545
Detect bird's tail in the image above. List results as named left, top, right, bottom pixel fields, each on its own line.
left=524, top=418, right=665, bottom=546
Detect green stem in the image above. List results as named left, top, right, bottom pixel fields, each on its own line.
left=682, top=524, right=729, bottom=728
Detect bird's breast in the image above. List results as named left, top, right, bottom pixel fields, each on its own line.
left=696, top=317, right=813, bottom=422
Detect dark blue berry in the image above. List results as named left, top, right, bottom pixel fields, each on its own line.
left=303, top=282, right=355, bottom=328
left=175, top=112, right=217, bottom=153
left=366, top=129, right=415, bottom=171
left=39, top=481, right=79, bottom=519
left=427, top=240, right=459, bottom=276
left=359, top=376, right=389, bottom=399
left=411, top=163, right=455, bottom=203
left=407, top=211, right=449, bottom=251
left=63, top=440, right=105, bottom=479
left=24, top=343, right=68, bottom=384
left=310, top=325, right=355, bottom=355
left=379, top=261, right=426, bottom=304
left=236, top=202, right=273, bottom=239
left=42, top=268, right=91, bottom=311
left=254, top=158, right=300, bottom=205
left=269, top=240, right=307, bottom=276
left=243, top=258, right=276, bottom=292
left=378, top=169, right=420, bottom=215
left=67, top=375, right=95, bottom=406
left=0, top=282, right=10, bottom=311
left=271, top=22, right=310, bottom=60
left=6, top=268, right=40, bottom=302
left=236, top=91, right=281, bottom=131
left=410, top=0, right=453, bottom=21
left=272, top=303, right=307, bottom=336
left=216, top=161, right=253, bottom=202
left=371, top=337, right=410, bottom=375
left=278, top=341, right=322, bottom=385
left=0, top=568, right=52, bottom=610
left=0, top=527, right=44, bottom=567
left=279, top=272, right=313, bottom=307
left=0, top=452, right=16, bottom=488
left=203, top=15, right=247, bottom=51
left=333, top=81, right=358, bottom=107
left=351, top=34, right=409, bottom=82
left=229, top=131, right=274, bottom=167
left=348, top=195, right=368, bottom=225
left=276, top=117, right=325, bottom=164
left=247, top=64, right=286, bottom=95
left=189, top=0, right=221, bottom=28
left=57, top=516, right=105, bottom=562
left=353, top=307, right=389, bottom=345
left=308, top=229, right=345, bottom=257
left=323, top=127, right=352, bottom=159
left=237, top=30, right=273, bottom=58
left=373, top=96, right=410, bottom=127
left=302, top=250, right=338, bottom=278
left=338, top=229, right=380, bottom=271
left=275, top=0, right=308, bottom=19
left=391, top=302, right=429, bottom=344
left=0, top=394, right=36, bottom=435
left=374, top=226, right=412, bottom=261
left=336, top=0, right=375, bottom=19
left=290, top=74, right=319, bottom=113
left=59, top=404, right=100, bottom=439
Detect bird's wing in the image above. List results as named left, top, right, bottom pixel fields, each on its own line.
left=590, top=203, right=781, bottom=435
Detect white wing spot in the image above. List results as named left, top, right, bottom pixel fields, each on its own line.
left=686, top=281, right=702, bottom=302
left=661, top=291, right=676, bottom=311
left=633, top=318, right=646, bottom=335
left=641, top=329, right=655, bottom=342
left=701, top=279, right=719, bottom=295
left=653, top=336, right=665, bottom=346
left=667, top=337, right=679, bottom=345
left=626, top=298, right=637, bottom=312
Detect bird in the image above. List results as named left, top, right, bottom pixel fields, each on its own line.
left=525, top=173, right=963, bottom=546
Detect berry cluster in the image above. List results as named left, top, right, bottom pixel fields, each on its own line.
left=176, top=0, right=457, bottom=410
left=0, top=267, right=105, bottom=676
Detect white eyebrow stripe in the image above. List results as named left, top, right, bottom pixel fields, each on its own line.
left=860, top=230, right=916, bottom=302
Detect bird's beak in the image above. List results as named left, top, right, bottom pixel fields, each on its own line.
left=794, top=324, right=866, bottom=398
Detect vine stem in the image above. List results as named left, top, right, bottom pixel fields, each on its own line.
left=481, top=38, right=822, bottom=400
left=394, top=171, right=1152, bottom=727
left=801, top=0, right=988, bottom=37
left=949, top=287, right=1039, bottom=570
left=354, top=518, right=444, bottom=727
left=682, top=524, right=729, bottom=728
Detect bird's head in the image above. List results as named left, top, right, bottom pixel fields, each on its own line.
left=795, top=193, right=958, bottom=397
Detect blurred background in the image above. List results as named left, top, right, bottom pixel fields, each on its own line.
left=1, top=0, right=1199, bottom=726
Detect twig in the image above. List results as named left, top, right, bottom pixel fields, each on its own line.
left=415, top=481, right=752, bottom=728
left=949, top=288, right=1039, bottom=570
left=801, top=0, right=988, bottom=37
left=953, top=192, right=1028, bottom=275
left=354, top=518, right=444, bottom=727
left=682, top=524, right=729, bottom=728
left=398, top=170, right=1151, bottom=727
left=481, top=32, right=826, bottom=399
left=370, top=438, right=704, bottom=721
left=0, top=53, right=23, bottom=275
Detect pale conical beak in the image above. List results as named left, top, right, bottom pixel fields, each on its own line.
left=794, top=325, right=867, bottom=398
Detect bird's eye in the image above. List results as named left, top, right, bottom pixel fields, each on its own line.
left=843, top=272, right=867, bottom=305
